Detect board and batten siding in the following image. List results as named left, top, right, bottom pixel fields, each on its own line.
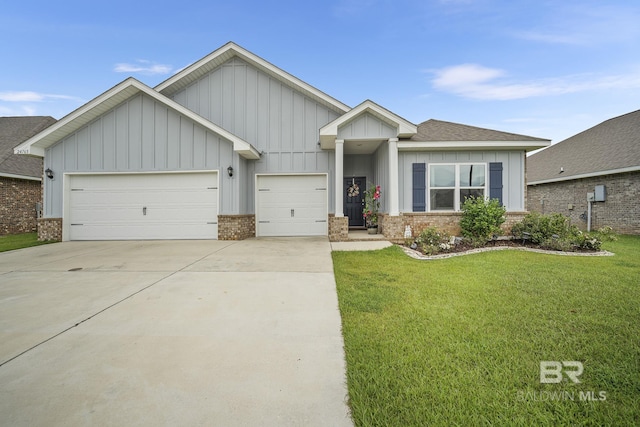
left=169, top=57, right=342, bottom=213
left=337, top=113, right=397, bottom=140
left=44, top=92, right=238, bottom=218
left=398, top=151, right=526, bottom=212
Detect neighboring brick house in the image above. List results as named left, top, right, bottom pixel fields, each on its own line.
left=0, top=116, right=56, bottom=235
left=527, top=109, right=640, bottom=235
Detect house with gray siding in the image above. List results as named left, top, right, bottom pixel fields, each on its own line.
left=14, top=42, right=549, bottom=241
left=527, top=109, right=640, bottom=235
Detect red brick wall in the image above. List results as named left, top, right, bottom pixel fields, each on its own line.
left=527, top=171, right=640, bottom=235
left=0, top=177, right=42, bottom=235
left=381, top=212, right=528, bottom=242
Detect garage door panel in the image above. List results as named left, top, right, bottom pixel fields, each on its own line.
left=68, top=173, right=218, bottom=240
left=256, top=175, right=327, bottom=237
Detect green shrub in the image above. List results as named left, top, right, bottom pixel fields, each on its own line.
left=510, top=212, right=570, bottom=243
left=415, top=227, right=451, bottom=255
left=459, top=196, right=506, bottom=244
left=511, top=212, right=604, bottom=251
left=594, top=226, right=618, bottom=242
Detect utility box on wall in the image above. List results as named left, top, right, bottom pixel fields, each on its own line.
left=594, top=185, right=607, bottom=202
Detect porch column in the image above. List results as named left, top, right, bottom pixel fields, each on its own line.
left=335, top=139, right=344, bottom=217
left=388, top=138, right=400, bottom=216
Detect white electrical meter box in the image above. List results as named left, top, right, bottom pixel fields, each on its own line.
left=587, top=192, right=595, bottom=202
left=594, top=185, right=606, bottom=202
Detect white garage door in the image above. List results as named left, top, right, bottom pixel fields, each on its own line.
left=256, top=175, right=327, bottom=237
left=67, top=172, right=218, bottom=240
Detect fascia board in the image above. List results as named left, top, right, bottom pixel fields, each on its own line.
left=397, top=140, right=551, bottom=152
left=155, top=42, right=350, bottom=114
left=319, top=100, right=417, bottom=145
left=528, top=165, right=640, bottom=185
left=0, top=172, right=41, bottom=181
left=14, top=79, right=142, bottom=157
left=14, top=77, right=260, bottom=161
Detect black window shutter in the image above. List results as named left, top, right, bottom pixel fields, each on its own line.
left=412, top=163, right=426, bottom=212
left=489, top=162, right=503, bottom=205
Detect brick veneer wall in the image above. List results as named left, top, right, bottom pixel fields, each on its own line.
left=218, top=214, right=255, bottom=240
left=38, top=218, right=62, bottom=241
left=0, top=177, right=41, bottom=235
left=527, top=171, right=640, bottom=234
left=329, top=214, right=348, bottom=241
left=381, top=212, right=529, bottom=242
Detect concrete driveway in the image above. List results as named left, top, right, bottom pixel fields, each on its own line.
left=0, top=238, right=352, bottom=426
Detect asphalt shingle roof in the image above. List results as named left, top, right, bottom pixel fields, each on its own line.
left=407, top=119, right=550, bottom=142
left=527, top=109, right=640, bottom=183
left=0, top=116, right=56, bottom=179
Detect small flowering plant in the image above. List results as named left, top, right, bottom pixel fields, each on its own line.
left=363, top=184, right=381, bottom=227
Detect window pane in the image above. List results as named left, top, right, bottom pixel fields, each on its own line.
left=459, top=164, right=485, bottom=187
left=460, top=189, right=484, bottom=203
left=430, top=189, right=455, bottom=210
left=430, top=165, right=455, bottom=187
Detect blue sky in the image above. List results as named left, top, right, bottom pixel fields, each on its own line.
left=1, top=0, right=639, bottom=144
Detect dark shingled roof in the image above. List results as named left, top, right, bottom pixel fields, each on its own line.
left=527, top=109, right=640, bottom=183
left=0, top=116, right=56, bottom=179
left=407, top=119, right=550, bottom=142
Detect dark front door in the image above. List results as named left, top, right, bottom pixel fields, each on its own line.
left=344, top=177, right=365, bottom=227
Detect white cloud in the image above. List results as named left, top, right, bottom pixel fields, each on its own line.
left=0, top=91, right=79, bottom=102
left=429, top=64, right=640, bottom=100
left=114, top=59, right=173, bottom=75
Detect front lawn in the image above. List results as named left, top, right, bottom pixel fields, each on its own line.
left=333, top=235, right=640, bottom=426
left=0, top=232, right=53, bottom=253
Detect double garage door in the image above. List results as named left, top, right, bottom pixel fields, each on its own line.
left=67, top=172, right=327, bottom=240
left=67, top=172, right=218, bottom=240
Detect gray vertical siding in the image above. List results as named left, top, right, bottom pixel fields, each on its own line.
left=337, top=113, right=396, bottom=140
left=44, top=92, right=237, bottom=217
left=373, top=142, right=390, bottom=213
left=398, top=151, right=526, bottom=212
left=169, top=57, right=340, bottom=213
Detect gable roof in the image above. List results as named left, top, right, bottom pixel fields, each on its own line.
left=397, top=119, right=550, bottom=152
left=527, top=109, right=640, bottom=184
left=13, top=78, right=260, bottom=160
left=319, top=100, right=417, bottom=148
left=155, top=42, right=350, bottom=115
left=0, top=116, right=55, bottom=180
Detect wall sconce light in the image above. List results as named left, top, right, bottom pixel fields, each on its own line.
left=227, top=166, right=234, bottom=177
left=45, top=168, right=54, bottom=180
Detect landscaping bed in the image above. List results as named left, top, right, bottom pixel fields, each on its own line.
left=404, top=199, right=617, bottom=257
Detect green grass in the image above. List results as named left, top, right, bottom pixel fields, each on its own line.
left=0, top=232, right=54, bottom=252
left=333, top=235, right=640, bottom=426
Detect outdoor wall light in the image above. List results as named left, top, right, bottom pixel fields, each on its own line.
left=45, top=168, right=54, bottom=180
left=227, top=166, right=234, bottom=177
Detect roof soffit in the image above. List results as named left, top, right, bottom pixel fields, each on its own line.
left=154, top=42, right=350, bottom=115
left=320, top=100, right=417, bottom=148
left=14, top=78, right=260, bottom=160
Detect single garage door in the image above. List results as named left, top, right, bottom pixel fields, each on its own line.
left=256, top=174, right=327, bottom=237
left=68, top=172, right=218, bottom=240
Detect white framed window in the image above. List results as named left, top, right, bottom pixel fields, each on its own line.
left=428, top=163, right=486, bottom=211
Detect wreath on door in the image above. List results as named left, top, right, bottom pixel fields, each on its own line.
left=347, top=183, right=360, bottom=198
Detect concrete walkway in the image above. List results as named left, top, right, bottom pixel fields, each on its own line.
left=0, top=238, right=353, bottom=426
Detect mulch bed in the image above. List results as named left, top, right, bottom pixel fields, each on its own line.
left=401, top=239, right=613, bottom=260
